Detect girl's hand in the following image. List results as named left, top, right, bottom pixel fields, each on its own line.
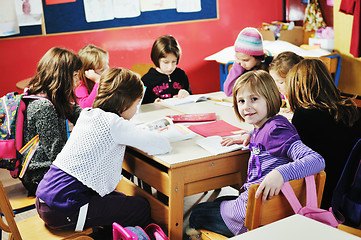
left=176, top=89, right=190, bottom=99
left=221, top=133, right=251, bottom=147
left=255, top=170, right=284, bottom=204
left=85, top=69, right=101, bottom=83
left=154, top=98, right=162, bottom=103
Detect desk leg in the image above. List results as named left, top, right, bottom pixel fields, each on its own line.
left=168, top=168, right=185, bottom=240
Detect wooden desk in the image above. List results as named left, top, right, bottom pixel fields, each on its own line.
left=229, top=214, right=359, bottom=240
left=16, top=78, right=31, bottom=90
left=116, top=99, right=252, bottom=240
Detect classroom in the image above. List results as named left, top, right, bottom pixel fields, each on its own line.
left=1, top=0, right=361, bottom=240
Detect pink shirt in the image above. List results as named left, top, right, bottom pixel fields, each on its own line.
left=75, top=82, right=99, bottom=108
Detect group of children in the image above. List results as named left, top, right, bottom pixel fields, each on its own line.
left=18, top=26, right=361, bottom=239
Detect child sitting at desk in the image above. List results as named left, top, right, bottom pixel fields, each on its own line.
left=75, top=44, right=109, bottom=108
left=223, top=27, right=273, bottom=97
left=21, top=47, right=83, bottom=196
left=142, top=35, right=192, bottom=104
left=269, top=51, right=303, bottom=109
left=35, top=68, right=172, bottom=238
left=287, top=58, right=361, bottom=209
left=188, top=70, right=325, bottom=237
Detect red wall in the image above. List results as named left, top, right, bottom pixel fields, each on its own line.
left=0, top=1, right=283, bottom=97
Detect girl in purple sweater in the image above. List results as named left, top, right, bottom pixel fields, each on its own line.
left=223, top=27, right=273, bottom=96
left=188, top=70, right=325, bottom=237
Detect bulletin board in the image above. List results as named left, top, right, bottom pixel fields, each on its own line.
left=2, top=0, right=218, bottom=38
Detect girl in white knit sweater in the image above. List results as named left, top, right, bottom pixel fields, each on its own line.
left=35, top=68, right=172, bottom=239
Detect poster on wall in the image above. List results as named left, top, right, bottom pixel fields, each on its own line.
left=15, top=0, right=43, bottom=26
left=140, top=0, right=176, bottom=12
left=113, top=0, right=141, bottom=18
left=83, top=0, right=114, bottom=22
left=46, top=0, right=76, bottom=4
left=176, top=0, right=201, bottom=13
left=0, top=0, right=20, bottom=36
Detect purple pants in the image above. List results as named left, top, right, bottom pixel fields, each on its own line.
left=36, top=190, right=151, bottom=230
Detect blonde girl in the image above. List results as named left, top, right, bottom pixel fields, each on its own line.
left=75, top=44, right=109, bottom=108
left=188, top=70, right=324, bottom=237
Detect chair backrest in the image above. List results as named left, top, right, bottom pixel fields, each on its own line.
left=130, top=63, right=155, bottom=77
left=0, top=179, right=93, bottom=240
left=244, top=170, right=326, bottom=230
left=0, top=179, right=23, bottom=239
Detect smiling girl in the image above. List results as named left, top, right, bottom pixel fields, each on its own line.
left=187, top=70, right=325, bottom=237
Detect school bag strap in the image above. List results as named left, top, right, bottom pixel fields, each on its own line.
left=281, top=175, right=343, bottom=228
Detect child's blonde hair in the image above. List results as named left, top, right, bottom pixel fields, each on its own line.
left=269, top=51, right=304, bottom=78
left=151, top=35, right=181, bottom=67
left=93, top=68, right=143, bottom=115
left=287, top=58, right=359, bottom=127
left=78, top=44, right=109, bottom=93
left=232, top=70, right=282, bottom=122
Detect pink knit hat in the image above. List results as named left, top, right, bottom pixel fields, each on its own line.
left=234, top=27, right=264, bottom=56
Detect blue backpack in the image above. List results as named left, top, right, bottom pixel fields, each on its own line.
left=0, top=91, right=45, bottom=178
left=331, top=138, right=361, bottom=227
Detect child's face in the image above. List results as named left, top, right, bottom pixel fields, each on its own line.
left=270, top=70, right=286, bottom=96
left=235, top=52, right=258, bottom=70
left=121, top=98, right=142, bottom=120
left=158, top=53, right=177, bottom=75
left=236, top=86, right=269, bottom=128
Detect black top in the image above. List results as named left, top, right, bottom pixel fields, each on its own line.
left=141, top=67, right=192, bottom=104
left=292, top=107, right=361, bottom=208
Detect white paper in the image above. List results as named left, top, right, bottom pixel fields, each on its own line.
left=159, top=124, right=196, bottom=142
left=176, top=0, right=201, bottom=12
left=158, top=94, right=208, bottom=106
left=204, top=41, right=332, bottom=65
left=0, top=0, right=20, bottom=36
left=197, top=136, right=248, bottom=155
left=113, top=0, right=140, bottom=18
left=15, top=0, right=43, bottom=27
left=83, top=0, right=114, bottom=23
left=140, top=0, right=176, bottom=12
left=142, top=117, right=173, bottom=131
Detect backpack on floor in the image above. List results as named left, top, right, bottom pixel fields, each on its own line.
left=0, top=91, right=48, bottom=178
left=332, top=138, right=361, bottom=227
left=113, top=222, right=169, bottom=240
left=281, top=174, right=343, bottom=228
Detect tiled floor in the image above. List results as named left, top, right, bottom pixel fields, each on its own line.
left=0, top=169, right=238, bottom=240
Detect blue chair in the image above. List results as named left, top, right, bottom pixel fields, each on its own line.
left=323, top=54, right=341, bottom=87
left=219, top=61, right=234, bottom=91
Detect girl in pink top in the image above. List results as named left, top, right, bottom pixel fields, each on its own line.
left=75, top=44, right=109, bottom=108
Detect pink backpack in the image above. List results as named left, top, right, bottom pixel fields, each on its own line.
left=281, top=175, right=343, bottom=228
left=113, top=222, right=169, bottom=240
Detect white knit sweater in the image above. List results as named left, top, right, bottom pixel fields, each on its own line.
left=54, top=108, right=172, bottom=197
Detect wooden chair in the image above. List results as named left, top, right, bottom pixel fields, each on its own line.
left=130, top=63, right=155, bottom=77
left=337, top=224, right=361, bottom=237
left=199, top=171, right=326, bottom=239
left=0, top=180, right=93, bottom=240
left=244, top=170, right=326, bottom=230
left=4, top=182, right=35, bottom=215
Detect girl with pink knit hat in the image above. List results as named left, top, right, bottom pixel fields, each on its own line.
left=223, top=27, right=273, bottom=96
